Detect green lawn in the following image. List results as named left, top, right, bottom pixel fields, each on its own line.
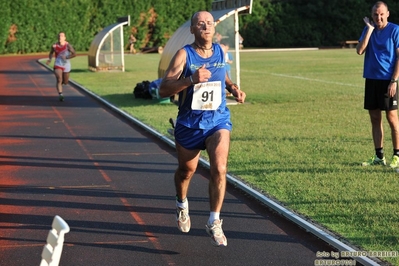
left=48, top=49, right=399, bottom=265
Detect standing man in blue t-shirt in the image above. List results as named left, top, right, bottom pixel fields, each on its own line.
left=357, top=1, right=399, bottom=168
left=159, top=11, right=246, bottom=247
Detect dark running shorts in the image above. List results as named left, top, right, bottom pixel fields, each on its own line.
left=174, top=121, right=232, bottom=150
left=364, top=78, right=398, bottom=110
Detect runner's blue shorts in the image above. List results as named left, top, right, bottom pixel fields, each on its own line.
left=174, top=121, right=232, bottom=150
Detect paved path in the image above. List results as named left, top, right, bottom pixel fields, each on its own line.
left=0, top=55, right=353, bottom=266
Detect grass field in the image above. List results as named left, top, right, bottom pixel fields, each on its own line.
left=53, top=49, right=398, bottom=265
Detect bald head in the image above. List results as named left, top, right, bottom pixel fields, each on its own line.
left=372, top=1, right=388, bottom=12
left=191, top=11, right=213, bottom=26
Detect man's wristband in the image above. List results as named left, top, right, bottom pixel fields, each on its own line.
left=391, top=79, right=398, bottom=83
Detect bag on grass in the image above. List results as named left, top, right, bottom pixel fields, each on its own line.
left=133, top=81, right=152, bottom=99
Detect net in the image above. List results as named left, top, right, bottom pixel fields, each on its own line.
left=96, top=31, right=123, bottom=71
left=215, top=15, right=236, bottom=82
left=88, top=23, right=125, bottom=72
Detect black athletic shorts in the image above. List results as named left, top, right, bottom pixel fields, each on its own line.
left=364, top=78, right=398, bottom=110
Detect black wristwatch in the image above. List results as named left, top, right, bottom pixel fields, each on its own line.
left=391, top=79, right=398, bottom=83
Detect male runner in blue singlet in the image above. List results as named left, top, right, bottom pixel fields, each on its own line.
left=159, top=11, right=246, bottom=246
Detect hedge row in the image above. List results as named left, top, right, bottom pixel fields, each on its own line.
left=2, top=0, right=399, bottom=54
left=0, top=0, right=210, bottom=54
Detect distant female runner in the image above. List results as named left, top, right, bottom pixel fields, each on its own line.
left=46, top=32, right=76, bottom=101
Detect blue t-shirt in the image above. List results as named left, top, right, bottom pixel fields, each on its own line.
left=359, top=22, right=399, bottom=79
left=176, top=43, right=231, bottom=129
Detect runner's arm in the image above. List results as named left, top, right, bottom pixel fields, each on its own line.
left=225, top=73, right=246, bottom=103
left=159, top=48, right=191, bottom=98
left=67, top=43, right=76, bottom=59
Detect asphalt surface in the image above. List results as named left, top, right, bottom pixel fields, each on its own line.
left=0, top=55, right=358, bottom=266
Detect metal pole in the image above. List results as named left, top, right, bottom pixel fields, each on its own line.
left=120, top=26, right=125, bottom=72
left=234, top=11, right=240, bottom=87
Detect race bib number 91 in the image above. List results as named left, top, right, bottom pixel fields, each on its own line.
left=191, top=81, right=222, bottom=110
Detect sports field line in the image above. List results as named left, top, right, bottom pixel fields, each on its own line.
left=237, top=48, right=320, bottom=53
left=241, top=69, right=360, bottom=88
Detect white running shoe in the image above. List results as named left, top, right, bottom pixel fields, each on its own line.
left=176, top=207, right=190, bottom=233
left=205, top=219, right=227, bottom=247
